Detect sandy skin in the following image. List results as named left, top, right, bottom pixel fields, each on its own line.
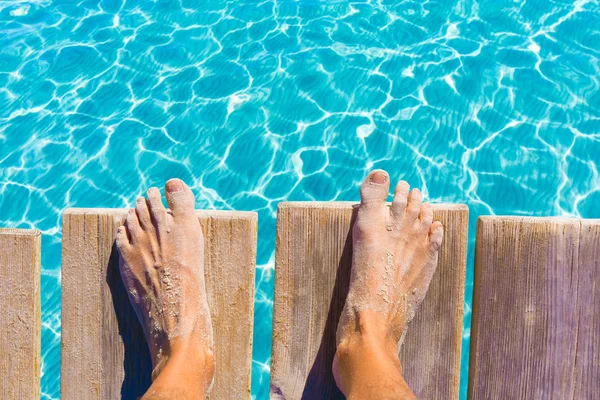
left=333, top=170, right=444, bottom=399
left=115, top=172, right=442, bottom=399
left=116, top=179, right=214, bottom=399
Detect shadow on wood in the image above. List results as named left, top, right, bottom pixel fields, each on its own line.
left=301, top=208, right=357, bottom=400
left=106, top=243, right=152, bottom=399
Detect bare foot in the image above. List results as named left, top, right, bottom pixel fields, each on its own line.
left=116, top=179, right=214, bottom=398
left=333, top=170, right=444, bottom=398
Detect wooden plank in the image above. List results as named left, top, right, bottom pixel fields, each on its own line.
left=61, top=209, right=257, bottom=399
left=270, top=202, right=468, bottom=399
left=0, top=228, right=41, bottom=400
left=574, top=220, right=600, bottom=400
left=469, top=217, right=600, bottom=399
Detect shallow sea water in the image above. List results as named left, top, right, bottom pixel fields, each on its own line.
left=1, top=0, right=600, bottom=398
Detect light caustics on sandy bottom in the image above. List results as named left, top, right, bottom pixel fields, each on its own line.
left=1, top=0, right=599, bottom=398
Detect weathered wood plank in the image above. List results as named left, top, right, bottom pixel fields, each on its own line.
left=574, top=220, right=600, bottom=400
left=61, top=209, right=257, bottom=399
left=0, top=228, right=41, bottom=400
left=469, top=217, right=600, bottom=399
left=270, top=202, right=468, bottom=399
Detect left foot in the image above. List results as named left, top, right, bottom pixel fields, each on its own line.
left=116, top=179, right=214, bottom=394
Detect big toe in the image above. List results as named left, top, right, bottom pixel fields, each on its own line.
left=165, top=178, right=196, bottom=217
left=359, top=170, right=390, bottom=208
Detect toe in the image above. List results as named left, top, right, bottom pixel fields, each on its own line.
left=165, top=178, right=196, bottom=218
left=125, top=209, right=142, bottom=243
left=146, top=187, right=167, bottom=229
left=428, top=221, right=444, bottom=256
left=115, top=225, right=132, bottom=255
left=135, top=197, right=153, bottom=231
left=405, top=188, right=422, bottom=221
left=359, top=170, right=390, bottom=208
left=419, top=203, right=433, bottom=230
left=391, top=180, right=409, bottom=221
left=404, top=221, right=444, bottom=295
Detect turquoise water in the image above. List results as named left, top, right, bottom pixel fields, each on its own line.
left=1, top=0, right=599, bottom=398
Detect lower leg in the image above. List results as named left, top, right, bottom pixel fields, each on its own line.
left=334, top=170, right=444, bottom=399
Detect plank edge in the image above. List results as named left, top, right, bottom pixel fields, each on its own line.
left=0, top=228, right=42, bottom=236
left=64, top=208, right=258, bottom=220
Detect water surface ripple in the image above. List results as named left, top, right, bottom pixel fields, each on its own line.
left=1, top=0, right=599, bottom=398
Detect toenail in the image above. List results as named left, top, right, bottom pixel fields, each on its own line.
left=166, top=179, right=183, bottom=193
left=369, top=171, right=387, bottom=185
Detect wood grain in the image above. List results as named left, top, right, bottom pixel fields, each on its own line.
left=61, top=209, right=257, bottom=400
left=574, top=220, right=600, bottom=400
left=0, top=228, right=41, bottom=400
left=469, top=217, right=600, bottom=399
left=270, top=202, right=468, bottom=399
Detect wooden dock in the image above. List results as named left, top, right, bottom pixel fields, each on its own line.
left=0, top=228, right=41, bottom=400
left=3, top=206, right=600, bottom=399
left=270, top=202, right=468, bottom=399
left=469, top=217, right=600, bottom=399
left=60, top=209, right=257, bottom=399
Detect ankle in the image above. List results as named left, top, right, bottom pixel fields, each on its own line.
left=151, top=331, right=215, bottom=390
left=334, top=311, right=406, bottom=396
left=334, top=336, right=407, bottom=397
left=338, top=310, right=399, bottom=358
left=150, top=342, right=214, bottom=397
left=336, top=329, right=401, bottom=374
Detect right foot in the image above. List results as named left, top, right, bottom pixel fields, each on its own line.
left=116, top=179, right=215, bottom=396
left=333, top=170, right=444, bottom=397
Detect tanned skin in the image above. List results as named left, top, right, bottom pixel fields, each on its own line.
left=117, top=171, right=443, bottom=399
